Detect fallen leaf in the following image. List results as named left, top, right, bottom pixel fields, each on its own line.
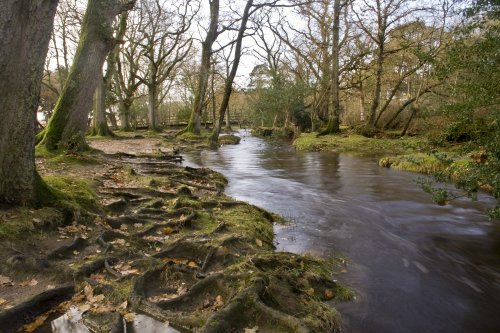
left=119, top=301, right=128, bottom=310
left=255, top=239, right=263, bottom=247
left=93, top=304, right=113, bottom=314
left=111, top=239, right=126, bottom=246
left=306, top=288, right=315, bottom=296
left=79, top=304, right=91, bottom=312
left=21, top=313, right=50, bottom=333
left=187, top=261, right=198, bottom=268
left=0, top=275, right=13, bottom=286
left=244, top=326, right=259, bottom=333
left=90, top=294, right=105, bottom=304
left=0, top=298, right=7, bottom=306
left=163, top=227, right=174, bottom=235
left=214, top=295, right=224, bottom=308
left=120, top=268, right=139, bottom=276
left=324, top=289, right=334, bottom=300
left=84, top=283, right=94, bottom=300
left=143, top=235, right=167, bottom=242
left=123, top=312, right=135, bottom=322
left=19, top=278, right=39, bottom=287
left=46, top=285, right=56, bottom=290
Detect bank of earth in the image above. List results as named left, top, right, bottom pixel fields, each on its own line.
left=0, top=130, right=351, bottom=333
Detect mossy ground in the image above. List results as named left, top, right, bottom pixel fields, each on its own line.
left=1, top=132, right=349, bottom=333
left=293, top=132, right=431, bottom=155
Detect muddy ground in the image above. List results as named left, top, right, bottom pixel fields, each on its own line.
left=0, top=132, right=349, bottom=333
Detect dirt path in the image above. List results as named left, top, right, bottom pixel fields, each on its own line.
left=0, top=134, right=348, bottom=333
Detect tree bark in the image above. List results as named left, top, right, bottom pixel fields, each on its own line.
left=0, top=0, right=58, bottom=204
left=147, top=84, right=157, bottom=131
left=225, top=104, right=232, bottom=130
left=368, top=45, right=384, bottom=126
left=118, top=99, right=132, bottom=131
left=182, top=0, right=219, bottom=135
left=40, top=0, right=134, bottom=151
left=91, top=12, right=128, bottom=137
left=91, top=77, right=113, bottom=136
left=210, top=0, right=252, bottom=144
left=319, top=0, right=341, bottom=136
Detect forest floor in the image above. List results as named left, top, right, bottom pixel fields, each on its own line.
left=0, top=130, right=350, bottom=333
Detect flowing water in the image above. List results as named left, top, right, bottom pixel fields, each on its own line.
left=184, top=130, right=500, bottom=333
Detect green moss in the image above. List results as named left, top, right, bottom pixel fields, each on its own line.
left=379, top=153, right=450, bottom=174
left=293, top=132, right=429, bottom=155
left=445, top=159, right=473, bottom=182
left=35, top=144, right=58, bottom=158
left=378, top=153, right=474, bottom=180
left=192, top=212, right=219, bottom=234
left=172, top=196, right=202, bottom=209
left=36, top=145, right=100, bottom=166
left=215, top=205, right=275, bottom=244
left=108, top=279, right=135, bottom=303
left=302, top=303, right=341, bottom=333
left=43, top=175, right=100, bottom=212
left=335, top=285, right=355, bottom=301
left=0, top=207, right=64, bottom=240
left=178, top=131, right=209, bottom=141
left=219, top=135, right=241, bottom=145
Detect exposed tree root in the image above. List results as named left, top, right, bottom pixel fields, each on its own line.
left=7, top=139, right=347, bottom=332
left=47, top=236, right=87, bottom=260
left=0, top=285, right=74, bottom=333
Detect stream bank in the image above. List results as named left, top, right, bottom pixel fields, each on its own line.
left=0, top=131, right=348, bottom=333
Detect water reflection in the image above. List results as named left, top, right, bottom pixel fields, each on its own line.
left=184, top=130, right=500, bottom=333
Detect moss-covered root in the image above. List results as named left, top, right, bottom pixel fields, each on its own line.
left=202, top=278, right=310, bottom=333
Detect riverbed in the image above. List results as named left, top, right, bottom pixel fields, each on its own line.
left=184, top=130, right=500, bottom=333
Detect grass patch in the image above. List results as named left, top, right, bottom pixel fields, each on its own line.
left=0, top=207, right=65, bottom=240
left=219, top=134, right=241, bottom=145
left=378, top=152, right=472, bottom=178
left=379, top=153, right=450, bottom=174
left=214, top=204, right=275, bottom=245
left=36, top=145, right=100, bottom=165
left=293, top=132, right=430, bottom=155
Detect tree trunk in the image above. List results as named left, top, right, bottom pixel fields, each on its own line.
left=0, top=0, right=58, bottom=204
left=182, top=0, right=219, bottom=135
left=91, top=13, right=128, bottom=137
left=401, top=105, right=418, bottom=136
left=108, top=110, right=119, bottom=130
left=40, top=0, right=134, bottom=151
left=210, top=0, right=252, bottom=144
left=359, top=83, right=366, bottom=122
left=91, top=77, right=113, bottom=136
left=147, top=84, right=157, bottom=131
left=225, top=105, right=232, bottom=131
left=115, top=82, right=132, bottom=131
left=319, top=0, right=341, bottom=136
left=368, top=44, right=384, bottom=127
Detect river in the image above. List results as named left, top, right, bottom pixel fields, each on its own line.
left=184, top=130, right=500, bottom=333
